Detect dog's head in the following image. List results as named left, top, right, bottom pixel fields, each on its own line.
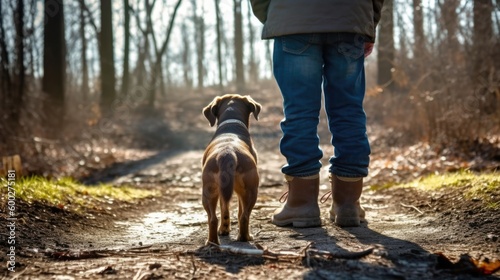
left=203, top=94, right=262, bottom=127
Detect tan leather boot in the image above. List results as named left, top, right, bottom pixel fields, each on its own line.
left=329, top=174, right=365, bottom=227
left=271, top=175, right=321, bottom=227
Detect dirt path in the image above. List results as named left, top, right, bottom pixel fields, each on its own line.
left=2, top=91, right=499, bottom=279
left=3, top=147, right=499, bottom=279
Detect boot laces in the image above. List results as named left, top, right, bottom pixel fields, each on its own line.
left=320, top=191, right=332, bottom=204
left=319, top=174, right=334, bottom=204
left=278, top=178, right=291, bottom=203
left=279, top=179, right=332, bottom=204
left=278, top=191, right=289, bottom=203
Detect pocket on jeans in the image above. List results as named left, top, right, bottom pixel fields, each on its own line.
left=281, top=35, right=312, bottom=55
left=337, top=41, right=364, bottom=60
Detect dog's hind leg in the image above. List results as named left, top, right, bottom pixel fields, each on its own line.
left=203, top=182, right=219, bottom=245
left=236, top=170, right=259, bottom=242
left=218, top=199, right=230, bottom=236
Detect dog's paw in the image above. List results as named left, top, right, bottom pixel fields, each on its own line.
left=218, top=226, right=230, bottom=236
left=206, top=239, right=220, bottom=246
left=236, top=233, right=254, bottom=242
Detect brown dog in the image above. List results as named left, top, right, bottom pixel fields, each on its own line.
left=201, top=94, right=261, bottom=245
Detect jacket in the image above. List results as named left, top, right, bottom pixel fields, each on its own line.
left=250, top=0, right=385, bottom=42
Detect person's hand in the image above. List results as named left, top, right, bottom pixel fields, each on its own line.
left=364, top=42, right=374, bottom=58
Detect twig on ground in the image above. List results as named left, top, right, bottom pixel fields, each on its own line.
left=307, top=247, right=375, bottom=260
left=191, top=255, right=197, bottom=277
left=133, top=268, right=152, bottom=280
left=400, top=202, right=424, bottom=214
left=218, top=245, right=264, bottom=256
left=209, top=242, right=374, bottom=262
left=9, top=268, right=27, bottom=280
left=301, top=242, right=314, bottom=267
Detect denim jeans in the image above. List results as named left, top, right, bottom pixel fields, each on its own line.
left=273, top=33, right=370, bottom=178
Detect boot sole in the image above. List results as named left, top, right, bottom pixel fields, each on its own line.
left=330, top=205, right=364, bottom=227
left=332, top=216, right=361, bottom=227
left=330, top=214, right=361, bottom=227
left=271, top=217, right=322, bottom=228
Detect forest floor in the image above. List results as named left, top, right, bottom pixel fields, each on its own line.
left=1, top=88, right=500, bottom=279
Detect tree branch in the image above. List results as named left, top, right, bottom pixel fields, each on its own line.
left=77, top=0, right=99, bottom=36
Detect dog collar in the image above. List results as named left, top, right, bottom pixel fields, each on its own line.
left=217, top=119, right=247, bottom=128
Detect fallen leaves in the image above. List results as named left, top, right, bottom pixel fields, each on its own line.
left=435, top=252, right=500, bottom=275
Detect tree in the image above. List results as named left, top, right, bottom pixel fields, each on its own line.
left=377, top=0, right=395, bottom=90
left=121, top=0, right=131, bottom=97
left=246, top=0, right=258, bottom=83
left=192, top=0, right=205, bottom=91
left=181, top=22, right=192, bottom=88
left=215, top=0, right=223, bottom=90
left=14, top=0, right=25, bottom=97
left=146, top=0, right=183, bottom=108
left=0, top=0, right=12, bottom=99
left=79, top=0, right=89, bottom=101
left=132, top=0, right=151, bottom=100
left=472, top=0, right=496, bottom=113
left=233, top=0, right=244, bottom=91
left=99, top=0, right=116, bottom=112
left=439, top=0, right=459, bottom=51
left=8, top=0, right=26, bottom=126
left=42, top=0, right=66, bottom=130
left=412, top=0, right=425, bottom=61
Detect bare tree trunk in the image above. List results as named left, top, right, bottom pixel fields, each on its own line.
left=233, top=0, right=244, bottom=91
left=99, top=0, right=116, bottom=113
left=28, top=0, right=36, bottom=78
left=215, top=0, right=223, bottom=91
left=0, top=0, right=12, bottom=100
left=192, top=0, right=205, bottom=92
left=147, top=0, right=183, bottom=108
left=121, top=0, right=130, bottom=97
left=377, top=0, right=395, bottom=90
left=13, top=0, right=25, bottom=121
left=181, top=22, right=192, bottom=89
left=440, top=0, right=460, bottom=51
left=198, top=5, right=205, bottom=91
left=133, top=1, right=150, bottom=101
left=473, top=0, right=495, bottom=113
left=80, top=0, right=89, bottom=102
left=412, top=0, right=425, bottom=61
left=247, top=0, right=257, bottom=83
left=42, top=0, right=66, bottom=133
left=135, top=37, right=148, bottom=99
left=265, top=40, right=272, bottom=78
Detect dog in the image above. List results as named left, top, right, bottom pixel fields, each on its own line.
left=201, top=94, right=261, bottom=245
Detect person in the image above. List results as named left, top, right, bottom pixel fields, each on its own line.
left=250, top=1, right=385, bottom=227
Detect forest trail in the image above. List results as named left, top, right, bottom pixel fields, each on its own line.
left=5, top=148, right=499, bottom=279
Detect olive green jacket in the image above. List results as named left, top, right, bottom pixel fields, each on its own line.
left=250, top=0, right=384, bottom=42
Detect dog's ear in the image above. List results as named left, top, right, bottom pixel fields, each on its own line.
left=244, top=95, right=262, bottom=121
left=203, top=97, right=221, bottom=127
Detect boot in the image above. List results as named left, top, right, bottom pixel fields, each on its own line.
left=271, top=175, right=321, bottom=227
left=329, top=174, right=365, bottom=227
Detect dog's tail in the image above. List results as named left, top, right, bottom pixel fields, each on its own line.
left=217, top=152, right=237, bottom=203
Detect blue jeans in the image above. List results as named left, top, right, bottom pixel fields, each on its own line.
left=273, top=33, right=370, bottom=178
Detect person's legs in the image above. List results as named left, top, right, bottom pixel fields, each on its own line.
left=271, top=34, right=324, bottom=227
left=323, top=33, right=370, bottom=226
left=323, top=33, right=370, bottom=177
left=274, top=34, right=324, bottom=177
